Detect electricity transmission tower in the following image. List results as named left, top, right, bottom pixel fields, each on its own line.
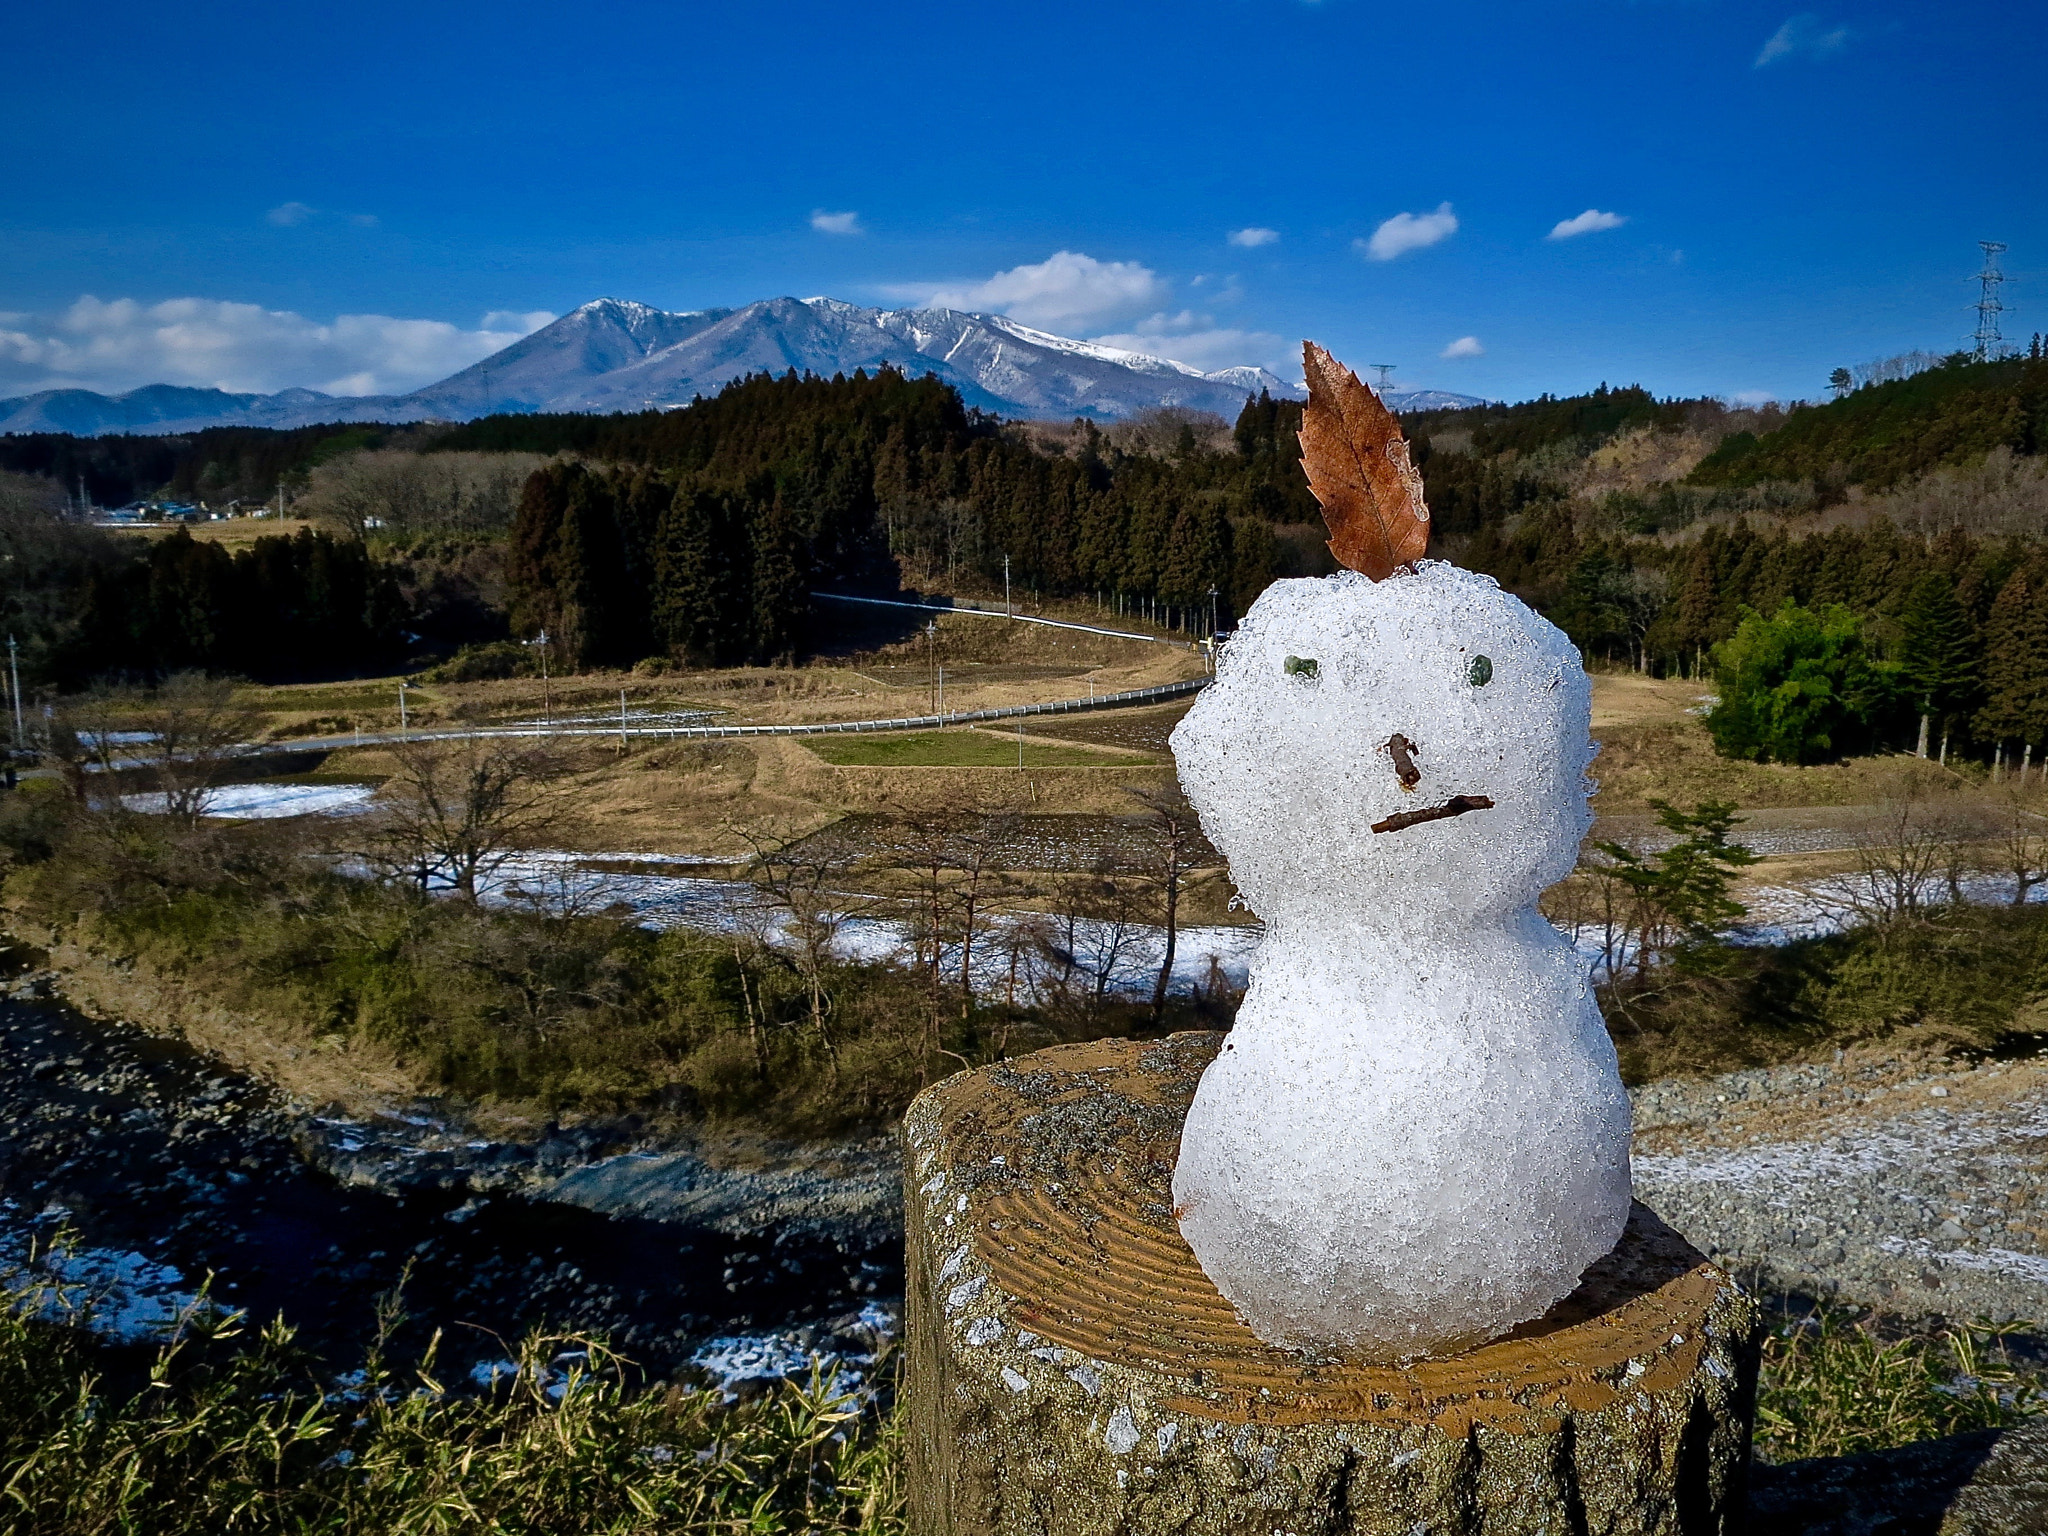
left=1972, top=240, right=2010, bottom=361
left=1369, top=363, right=1397, bottom=394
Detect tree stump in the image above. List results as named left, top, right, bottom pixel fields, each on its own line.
left=904, top=1033, right=1759, bottom=1536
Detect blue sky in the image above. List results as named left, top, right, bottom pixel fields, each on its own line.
left=3, top=0, right=2042, bottom=407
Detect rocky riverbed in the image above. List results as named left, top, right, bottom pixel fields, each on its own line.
left=0, top=962, right=902, bottom=1392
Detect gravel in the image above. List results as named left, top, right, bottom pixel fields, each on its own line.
left=1631, top=1047, right=2048, bottom=1323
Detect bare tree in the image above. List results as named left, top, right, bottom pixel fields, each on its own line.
left=1978, top=787, right=2048, bottom=906
left=1127, top=785, right=1202, bottom=1021
left=733, top=822, right=875, bottom=1083
left=366, top=738, right=570, bottom=901
left=60, top=673, right=263, bottom=825
left=1819, top=795, right=1973, bottom=930
left=1035, top=860, right=1151, bottom=1017
left=299, top=450, right=544, bottom=540
left=874, top=803, right=1026, bottom=1066
left=1541, top=854, right=1637, bottom=988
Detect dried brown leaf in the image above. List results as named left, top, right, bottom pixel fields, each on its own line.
left=1297, top=341, right=1430, bottom=580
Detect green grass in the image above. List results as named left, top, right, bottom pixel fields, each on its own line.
left=10, top=1285, right=2046, bottom=1533
left=234, top=684, right=413, bottom=712
left=1755, top=1308, right=2047, bottom=1464
left=0, top=1266, right=903, bottom=1535
left=804, top=729, right=1152, bottom=768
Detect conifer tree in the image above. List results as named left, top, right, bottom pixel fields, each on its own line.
left=749, top=494, right=809, bottom=664
left=1976, top=569, right=2048, bottom=763
left=505, top=462, right=577, bottom=643
left=653, top=486, right=746, bottom=664
left=1897, top=570, right=1979, bottom=757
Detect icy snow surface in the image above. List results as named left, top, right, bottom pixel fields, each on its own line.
left=122, top=782, right=376, bottom=819
left=0, top=1202, right=205, bottom=1343
left=1170, top=564, right=1632, bottom=1360
left=687, top=1300, right=897, bottom=1403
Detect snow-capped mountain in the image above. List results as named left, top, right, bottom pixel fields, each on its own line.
left=406, top=296, right=1308, bottom=421
left=0, top=296, right=1486, bottom=436
left=0, top=298, right=1305, bottom=436
left=1384, top=389, right=1491, bottom=413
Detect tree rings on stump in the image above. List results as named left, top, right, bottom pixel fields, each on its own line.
left=904, top=1032, right=1758, bottom=1536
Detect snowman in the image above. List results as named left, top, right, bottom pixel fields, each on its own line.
left=1168, top=344, right=1632, bottom=1363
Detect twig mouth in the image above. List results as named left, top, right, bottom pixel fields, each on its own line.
left=1371, top=795, right=1495, bottom=834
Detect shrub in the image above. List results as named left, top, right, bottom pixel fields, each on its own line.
left=1706, top=601, right=1895, bottom=764
left=425, top=640, right=533, bottom=683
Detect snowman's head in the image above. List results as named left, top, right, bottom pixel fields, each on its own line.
left=1171, top=562, right=1593, bottom=928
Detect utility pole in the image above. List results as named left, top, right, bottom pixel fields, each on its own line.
left=1973, top=240, right=2011, bottom=361
left=535, top=629, right=553, bottom=724
left=398, top=681, right=410, bottom=738
left=619, top=688, right=629, bottom=753
left=5, top=634, right=20, bottom=755
left=1207, top=585, right=1218, bottom=640
left=925, top=619, right=938, bottom=713
left=1003, top=553, right=1012, bottom=618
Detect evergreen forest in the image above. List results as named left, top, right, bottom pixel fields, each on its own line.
left=4, top=344, right=2048, bottom=761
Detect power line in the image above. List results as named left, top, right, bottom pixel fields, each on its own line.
left=1972, top=240, right=2011, bottom=361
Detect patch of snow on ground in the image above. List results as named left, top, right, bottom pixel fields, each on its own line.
left=0, top=1204, right=207, bottom=1343
left=123, top=783, right=377, bottom=819
left=688, top=1302, right=898, bottom=1404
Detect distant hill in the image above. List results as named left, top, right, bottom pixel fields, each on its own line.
left=0, top=298, right=1340, bottom=436
left=0, top=384, right=357, bottom=436
left=1687, top=352, right=2048, bottom=491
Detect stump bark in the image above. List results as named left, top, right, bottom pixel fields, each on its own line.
left=904, top=1033, right=1759, bottom=1536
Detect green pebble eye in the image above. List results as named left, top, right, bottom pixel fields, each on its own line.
left=1468, top=655, right=1493, bottom=687
left=1284, top=656, right=1319, bottom=679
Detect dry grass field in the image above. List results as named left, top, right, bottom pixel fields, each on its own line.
left=109, top=516, right=322, bottom=545
left=225, top=628, right=1989, bottom=877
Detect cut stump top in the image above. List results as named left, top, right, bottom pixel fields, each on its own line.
left=913, top=1030, right=1739, bottom=1437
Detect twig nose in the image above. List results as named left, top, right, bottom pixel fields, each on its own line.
left=1388, top=733, right=1421, bottom=789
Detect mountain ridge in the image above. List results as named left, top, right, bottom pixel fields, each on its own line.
left=0, top=297, right=1488, bottom=437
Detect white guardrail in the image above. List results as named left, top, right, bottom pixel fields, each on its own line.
left=270, top=676, right=1211, bottom=753
left=809, top=590, right=1194, bottom=646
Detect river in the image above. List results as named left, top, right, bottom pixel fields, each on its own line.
left=0, top=954, right=901, bottom=1397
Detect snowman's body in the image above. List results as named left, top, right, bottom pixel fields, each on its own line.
left=1170, top=562, right=1632, bottom=1362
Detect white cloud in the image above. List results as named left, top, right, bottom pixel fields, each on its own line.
left=1228, top=227, right=1279, bottom=248
left=1729, top=389, right=1778, bottom=406
left=0, top=296, right=557, bottom=398
left=1756, top=14, right=1852, bottom=66
left=810, top=209, right=863, bottom=235
left=1440, top=336, right=1484, bottom=359
left=1548, top=208, right=1627, bottom=241
left=923, top=250, right=1168, bottom=330
left=1358, top=203, right=1458, bottom=261
left=482, top=309, right=557, bottom=333
left=1087, top=312, right=1290, bottom=374
left=267, top=202, right=380, bottom=230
